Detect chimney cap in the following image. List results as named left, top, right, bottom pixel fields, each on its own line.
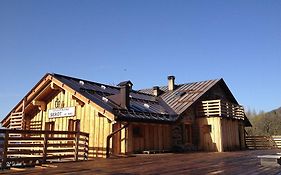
left=153, top=86, right=160, bottom=90
left=167, top=75, right=175, bottom=80
left=117, top=80, right=133, bottom=87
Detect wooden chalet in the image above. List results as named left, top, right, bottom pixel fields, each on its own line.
left=1, top=73, right=251, bottom=158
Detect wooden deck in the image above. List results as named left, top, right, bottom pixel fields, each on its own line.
left=2, top=149, right=281, bottom=175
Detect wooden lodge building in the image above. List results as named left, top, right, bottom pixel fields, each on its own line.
left=1, top=73, right=251, bottom=158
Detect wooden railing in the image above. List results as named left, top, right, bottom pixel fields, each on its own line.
left=0, top=129, right=89, bottom=169
left=197, top=100, right=244, bottom=120
left=245, top=135, right=281, bottom=150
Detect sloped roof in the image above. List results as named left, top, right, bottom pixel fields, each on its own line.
left=140, top=79, right=223, bottom=114
left=1, top=73, right=249, bottom=126
left=52, top=74, right=178, bottom=122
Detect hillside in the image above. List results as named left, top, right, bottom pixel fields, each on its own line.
left=246, top=106, right=281, bottom=136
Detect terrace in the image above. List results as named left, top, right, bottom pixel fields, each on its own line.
left=1, top=149, right=280, bottom=175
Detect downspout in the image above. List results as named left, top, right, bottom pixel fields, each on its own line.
left=106, top=123, right=129, bottom=158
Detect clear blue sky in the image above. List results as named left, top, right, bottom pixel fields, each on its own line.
left=0, top=0, right=280, bottom=120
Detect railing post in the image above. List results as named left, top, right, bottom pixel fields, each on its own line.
left=74, top=131, right=80, bottom=161
left=84, top=136, right=89, bottom=160
left=1, top=130, right=9, bottom=170
left=218, top=100, right=221, bottom=116
left=42, top=131, right=48, bottom=164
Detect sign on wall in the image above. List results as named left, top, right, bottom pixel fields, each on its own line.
left=48, top=107, right=76, bottom=118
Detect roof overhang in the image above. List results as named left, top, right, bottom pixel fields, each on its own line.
left=1, top=73, right=115, bottom=127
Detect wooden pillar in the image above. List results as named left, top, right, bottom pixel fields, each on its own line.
left=74, top=131, right=80, bottom=161
left=42, top=131, right=49, bottom=164
left=84, top=136, right=89, bottom=160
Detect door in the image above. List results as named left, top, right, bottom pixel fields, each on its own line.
left=112, top=123, right=121, bottom=155
left=184, top=124, right=192, bottom=146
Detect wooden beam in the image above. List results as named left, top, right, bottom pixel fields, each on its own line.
left=72, top=95, right=85, bottom=107
left=32, top=100, right=46, bottom=111
left=51, top=82, right=61, bottom=90
left=51, top=82, right=65, bottom=94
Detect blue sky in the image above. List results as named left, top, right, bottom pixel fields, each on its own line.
left=0, top=0, right=280, bottom=120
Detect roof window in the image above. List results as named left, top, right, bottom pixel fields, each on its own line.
left=175, top=91, right=186, bottom=97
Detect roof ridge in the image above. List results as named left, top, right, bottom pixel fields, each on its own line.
left=138, top=78, right=222, bottom=91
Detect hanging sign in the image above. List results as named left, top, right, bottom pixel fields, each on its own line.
left=48, top=107, right=75, bottom=118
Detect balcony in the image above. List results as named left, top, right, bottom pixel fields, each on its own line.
left=197, top=100, right=244, bottom=120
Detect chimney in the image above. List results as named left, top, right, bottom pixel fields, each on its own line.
left=118, top=81, right=132, bottom=109
left=168, top=75, right=175, bottom=91
left=153, top=86, right=160, bottom=96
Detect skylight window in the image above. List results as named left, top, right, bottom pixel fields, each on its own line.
left=175, top=91, right=187, bottom=97
left=144, top=103, right=150, bottom=108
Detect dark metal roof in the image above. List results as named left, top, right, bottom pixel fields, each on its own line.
left=52, top=74, right=177, bottom=123
left=2, top=73, right=248, bottom=125
left=139, top=79, right=221, bottom=114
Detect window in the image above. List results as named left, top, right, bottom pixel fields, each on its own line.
left=133, top=126, right=143, bottom=137
left=68, top=119, right=80, bottom=132
left=175, top=91, right=187, bottom=97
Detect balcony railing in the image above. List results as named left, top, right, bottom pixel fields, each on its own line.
left=197, top=100, right=244, bottom=120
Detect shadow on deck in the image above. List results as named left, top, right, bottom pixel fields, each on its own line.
left=1, top=149, right=281, bottom=175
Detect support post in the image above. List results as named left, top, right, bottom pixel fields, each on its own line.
left=254, top=136, right=256, bottom=150
left=74, top=131, right=80, bottom=161
left=106, top=123, right=129, bottom=158
left=84, top=137, right=89, bottom=160
left=42, top=131, right=48, bottom=164
left=1, top=130, right=9, bottom=169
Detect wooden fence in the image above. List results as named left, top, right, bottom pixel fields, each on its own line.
left=0, top=129, right=89, bottom=169
left=245, top=135, right=281, bottom=150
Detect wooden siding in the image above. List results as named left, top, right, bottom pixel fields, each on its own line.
left=221, top=118, right=241, bottom=151
left=126, top=123, right=172, bottom=153
left=29, top=90, right=112, bottom=158
left=197, top=117, right=244, bottom=152
left=197, top=117, right=223, bottom=152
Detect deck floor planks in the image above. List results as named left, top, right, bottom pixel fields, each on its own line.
left=2, top=149, right=281, bottom=175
